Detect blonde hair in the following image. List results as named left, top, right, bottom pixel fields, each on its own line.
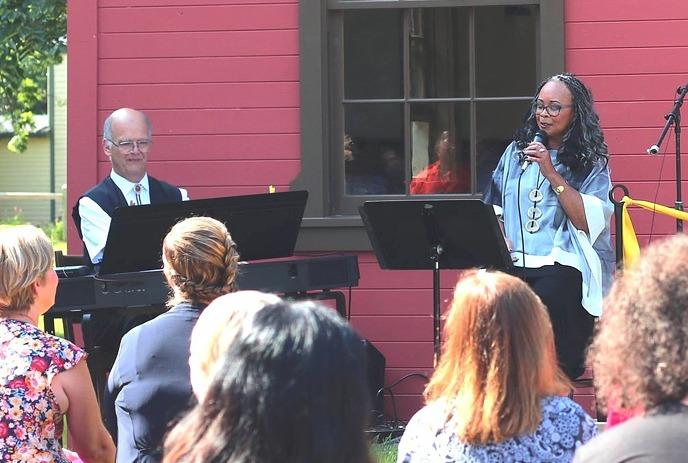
left=189, top=290, right=281, bottom=400
left=163, top=216, right=240, bottom=307
left=0, top=225, right=54, bottom=315
left=424, top=269, right=570, bottom=445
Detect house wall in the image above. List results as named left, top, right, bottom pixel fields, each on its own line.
left=567, top=1, right=688, bottom=245
left=66, top=0, right=688, bottom=421
left=0, top=136, right=52, bottom=224
left=0, top=55, right=67, bottom=225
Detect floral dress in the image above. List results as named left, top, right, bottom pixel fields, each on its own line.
left=0, top=318, right=85, bottom=462
left=397, top=396, right=598, bottom=463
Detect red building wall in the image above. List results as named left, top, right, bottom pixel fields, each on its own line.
left=67, top=0, right=688, bottom=421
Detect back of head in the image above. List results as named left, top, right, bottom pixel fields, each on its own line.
left=165, top=301, right=371, bottom=463
left=188, top=290, right=282, bottom=400
left=425, top=269, right=568, bottom=444
left=162, top=216, right=239, bottom=307
left=590, top=234, right=688, bottom=411
left=0, top=225, right=53, bottom=315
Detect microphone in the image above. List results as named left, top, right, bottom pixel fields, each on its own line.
left=646, top=145, right=660, bottom=155
left=521, top=130, right=549, bottom=171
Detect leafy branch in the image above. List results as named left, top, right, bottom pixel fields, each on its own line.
left=0, top=0, right=66, bottom=152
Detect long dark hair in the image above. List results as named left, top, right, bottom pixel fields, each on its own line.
left=515, top=73, right=609, bottom=171
left=163, top=301, right=372, bottom=463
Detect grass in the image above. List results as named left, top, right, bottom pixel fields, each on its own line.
left=371, top=438, right=399, bottom=463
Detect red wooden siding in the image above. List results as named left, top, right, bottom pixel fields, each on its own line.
left=67, top=0, right=300, bottom=252
left=566, top=0, right=688, bottom=245
left=67, top=0, right=688, bottom=422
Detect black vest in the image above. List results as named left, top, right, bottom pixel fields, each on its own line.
left=72, top=176, right=183, bottom=261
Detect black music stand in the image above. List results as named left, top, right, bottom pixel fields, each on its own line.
left=99, top=190, right=308, bottom=274
left=359, top=199, right=513, bottom=365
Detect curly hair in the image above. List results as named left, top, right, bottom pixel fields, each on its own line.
left=514, top=72, right=609, bottom=171
left=589, top=234, right=688, bottom=412
left=0, top=225, right=54, bottom=315
left=162, top=216, right=240, bottom=307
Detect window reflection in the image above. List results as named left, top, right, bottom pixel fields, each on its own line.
left=410, top=103, right=471, bottom=195
left=410, top=8, right=469, bottom=98
left=344, top=104, right=405, bottom=195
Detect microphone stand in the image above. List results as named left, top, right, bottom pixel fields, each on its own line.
left=647, top=83, right=688, bottom=232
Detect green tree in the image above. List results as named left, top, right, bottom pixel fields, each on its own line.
left=0, top=0, right=66, bottom=153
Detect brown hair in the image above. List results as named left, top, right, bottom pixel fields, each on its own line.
left=162, top=216, right=239, bottom=307
left=0, top=225, right=54, bottom=315
left=424, top=269, right=570, bottom=444
left=590, top=234, right=688, bottom=412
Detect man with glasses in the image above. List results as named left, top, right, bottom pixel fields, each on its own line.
left=71, top=108, right=189, bottom=397
left=72, top=107, right=189, bottom=265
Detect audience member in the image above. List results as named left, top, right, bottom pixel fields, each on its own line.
left=187, top=290, right=281, bottom=401
left=397, top=269, right=597, bottom=462
left=574, top=234, right=688, bottom=462
left=163, top=300, right=373, bottom=463
left=102, top=216, right=239, bottom=462
left=0, top=226, right=115, bottom=462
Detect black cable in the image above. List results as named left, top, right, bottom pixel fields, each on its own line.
left=347, top=285, right=352, bottom=322
left=517, top=169, right=526, bottom=267
left=648, top=111, right=672, bottom=240
left=374, top=373, right=430, bottom=425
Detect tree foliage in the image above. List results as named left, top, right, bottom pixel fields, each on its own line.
left=0, top=0, right=66, bottom=152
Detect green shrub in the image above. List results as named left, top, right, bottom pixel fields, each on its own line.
left=0, top=207, right=25, bottom=225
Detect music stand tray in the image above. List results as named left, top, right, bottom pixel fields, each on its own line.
left=359, top=198, right=513, bottom=363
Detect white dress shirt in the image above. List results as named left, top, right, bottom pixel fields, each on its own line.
left=78, top=170, right=189, bottom=264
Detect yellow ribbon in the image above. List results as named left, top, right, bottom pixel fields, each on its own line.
left=620, top=196, right=688, bottom=267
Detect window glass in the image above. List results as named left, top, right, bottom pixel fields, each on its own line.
left=409, top=102, right=471, bottom=194
left=475, top=100, right=530, bottom=193
left=409, top=8, right=470, bottom=98
left=475, top=6, right=537, bottom=97
left=344, top=10, right=403, bottom=100
left=335, top=5, right=538, bottom=211
left=344, top=103, right=405, bottom=195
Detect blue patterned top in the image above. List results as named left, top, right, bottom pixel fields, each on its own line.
left=397, top=395, right=597, bottom=463
left=482, top=142, right=614, bottom=316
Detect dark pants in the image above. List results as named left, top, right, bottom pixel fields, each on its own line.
left=511, top=264, right=595, bottom=380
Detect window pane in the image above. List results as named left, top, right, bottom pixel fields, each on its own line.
left=344, top=10, right=403, bottom=100
left=344, top=103, right=405, bottom=195
left=410, top=102, right=471, bottom=194
left=410, top=8, right=469, bottom=98
left=475, top=100, right=530, bottom=193
left=476, top=6, right=537, bottom=97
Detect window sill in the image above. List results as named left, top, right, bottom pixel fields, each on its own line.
left=296, top=215, right=372, bottom=252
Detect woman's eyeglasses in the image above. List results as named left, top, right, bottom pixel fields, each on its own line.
left=533, top=101, right=573, bottom=117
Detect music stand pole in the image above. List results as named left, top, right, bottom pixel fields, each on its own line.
left=430, top=243, right=442, bottom=367
left=422, top=203, right=444, bottom=365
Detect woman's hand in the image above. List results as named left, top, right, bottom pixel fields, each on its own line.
left=522, top=142, right=556, bottom=178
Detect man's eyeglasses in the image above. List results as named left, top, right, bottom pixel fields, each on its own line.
left=533, top=101, right=573, bottom=117
left=106, top=138, right=151, bottom=152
